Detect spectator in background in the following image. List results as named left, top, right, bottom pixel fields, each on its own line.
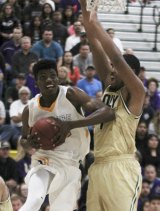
left=52, top=10, right=69, bottom=49
left=0, top=53, right=5, bottom=100
left=60, top=0, right=81, bottom=14
left=23, top=0, right=42, bottom=30
left=0, top=53, right=5, bottom=77
left=140, top=200, right=150, bottom=211
left=62, top=51, right=80, bottom=85
left=149, top=110, right=160, bottom=139
left=0, top=176, right=13, bottom=211
left=138, top=179, right=151, bottom=211
left=73, top=43, right=93, bottom=76
left=9, top=86, right=31, bottom=139
left=41, top=1, right=55, bottom=29
left=0, top=141, right=18, bottom=194
left=0, top=100, right=19, bottom=148
left=146, top=78, right=160, bottom=112
left=106, top=28, right=124, bottom=54
left=77, top=65, right=102, bottom=98
left=141, top=134, right=160, bottom=171
left=149, top=195, right=160, bottom=211
left=32, top=28, right=63, bottom=68
left=0, top=27, right=23, bottom=83
left=58, top=66, right=73, bottom=86
left=138, top=66, right=147, bottom=87
left=62, top=5, right=75, bottom=27
left=4, top=0, right=22, bottom=20
left=140, top=91, right=155, bottom=127
left=25, top=62, right=39, bottom=97
left=11, top=194, right=23, bottom=211
left=12, top=36, right=38, bottom=76
left=17, top=183, right=28, bottom=204
left=65, top=20, right=82, bottom=51
left=144, top=165, right=160, bottom=196
left=70, top=31, right=88, bottom=56
left=5, top=73, right=26, bottom=110
left=68, top=11, right=85, bottom=35
left=24, top=16, right=42, bottom=44
left=136, top=121, right=148, bottom=154
left=0, top=3, right=20, bottom=46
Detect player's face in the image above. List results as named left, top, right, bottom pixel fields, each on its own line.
left=109, top=67, right=124, bottom=91
left=36, top=69, right=59, bottom=96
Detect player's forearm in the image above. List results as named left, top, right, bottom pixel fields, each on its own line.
left=80, top=0, right=121, bottom=61
left=68, top=107, right=115, bottom=130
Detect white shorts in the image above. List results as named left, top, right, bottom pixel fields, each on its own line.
left=25, top=153, right=81, bottom=211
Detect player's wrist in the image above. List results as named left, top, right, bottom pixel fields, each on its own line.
left=20, top=138, right=32, bottom=149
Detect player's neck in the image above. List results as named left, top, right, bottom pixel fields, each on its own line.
left=40, top=96, right=57, bottom=107
left=40, top=89, right=59, bottom=107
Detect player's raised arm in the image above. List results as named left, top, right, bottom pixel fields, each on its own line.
left=80, top=0, right=145, bottom=115
left=80, top=1, right=112, bottom=85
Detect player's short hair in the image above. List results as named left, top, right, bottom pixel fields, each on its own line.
left=123, top=54, right=140, bottom=76
left=33, top=59, right=58, bottom=80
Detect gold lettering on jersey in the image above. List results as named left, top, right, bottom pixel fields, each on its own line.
left=102, top=93, right=119, bottom=109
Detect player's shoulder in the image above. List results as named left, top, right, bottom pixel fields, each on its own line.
left=66, top=86, right=85, bottom=104
left=66, top=86, right=83, bottom=95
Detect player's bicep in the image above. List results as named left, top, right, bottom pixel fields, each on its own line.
left=75, top=88, right=104, bottom=113
left=67, top=87, right=105, bottom=114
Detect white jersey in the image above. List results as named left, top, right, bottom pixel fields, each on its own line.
left=28, top=85, right=90, bottom=163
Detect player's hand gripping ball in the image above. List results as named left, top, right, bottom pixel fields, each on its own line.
left=31, top=117, right=60, bottom=150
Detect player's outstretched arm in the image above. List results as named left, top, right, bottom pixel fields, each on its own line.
left=52, top=87, right=115, bottom=147
left=80, top=0, right=145, bottom=115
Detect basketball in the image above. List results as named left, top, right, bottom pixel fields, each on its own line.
left=31, top=117, right=60, bottom=150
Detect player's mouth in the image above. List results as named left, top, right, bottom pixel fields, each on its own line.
left=46, top=84, right=55, bottom=89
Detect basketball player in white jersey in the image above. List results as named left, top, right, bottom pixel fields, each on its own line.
left=79, top=1, right=146, bottom=211
left=19, top=59, right=115, bottom=211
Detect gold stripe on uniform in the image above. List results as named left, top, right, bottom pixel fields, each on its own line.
left=37, top=157, right=49, bottom=165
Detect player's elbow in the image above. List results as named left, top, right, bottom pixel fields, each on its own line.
left=105, top=107, right=116, bottom=122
